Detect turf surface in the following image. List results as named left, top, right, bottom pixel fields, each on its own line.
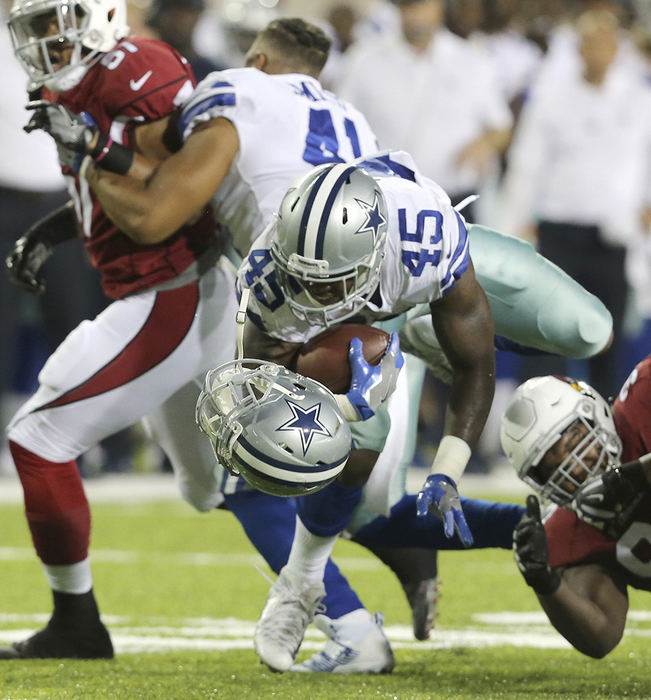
left=1, top=489, right=650, bottom=699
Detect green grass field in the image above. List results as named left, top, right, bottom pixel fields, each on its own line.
left=1, top=482, right=650, bottom=699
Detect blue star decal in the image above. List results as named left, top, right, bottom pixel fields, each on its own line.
left=276, top=399, right=332, bottom=455
left=355, top=192, right=386, bottom=238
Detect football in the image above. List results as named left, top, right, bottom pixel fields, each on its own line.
left=294, top=324, right=390, bottom=394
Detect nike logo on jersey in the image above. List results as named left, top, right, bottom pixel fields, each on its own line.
left=129, top=70, right=153, bottom=91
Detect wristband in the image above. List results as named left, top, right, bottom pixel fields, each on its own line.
left=89, top=132, right=109, bottom=160
left=334, top=394, right=361, bottom=423
left=93, top=135, right=113, bottom=164
left=430, top=435, right=471, bottom=484
left=89, top=133, right=134, bottom=175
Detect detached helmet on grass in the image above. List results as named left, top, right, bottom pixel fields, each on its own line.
left=196, top=359, right=351, bottom=496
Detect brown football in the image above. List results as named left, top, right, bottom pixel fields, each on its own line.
left=294, top=324, right=390, bottom=394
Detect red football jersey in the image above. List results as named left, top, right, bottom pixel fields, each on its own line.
left=614, top=355, right=651, bottom=463
left=43, top=36, right=217, bottom=299
left=545, top=354, right=651, bottom=592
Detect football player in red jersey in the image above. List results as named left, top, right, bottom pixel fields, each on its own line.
left=1, top=0, right=240, bottom=659
left=501, top=356, right=651, bottom=658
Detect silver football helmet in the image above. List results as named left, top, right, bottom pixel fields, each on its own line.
left=270, top=163, right=388, bottom=327
left=196, top=359, right=351, bottom=496
left=9, top=0, right=129, bottom=92
left=500, top=376, right=622, bottom=505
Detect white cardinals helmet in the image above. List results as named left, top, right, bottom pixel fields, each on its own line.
left=501, top=375, right=622, bottom=505
left=9, top=0, right=129, bottom=91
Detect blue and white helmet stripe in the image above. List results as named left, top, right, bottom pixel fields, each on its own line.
left=297, top=164, right=357, bottom=259
left=196, top=359, right=351, bottom=497
left=232, top=436, right=348, bottom=486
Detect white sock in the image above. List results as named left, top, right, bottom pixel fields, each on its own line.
left=284, top=516, right=337, bottom=584
left=44, top=558, right=93, bottom=594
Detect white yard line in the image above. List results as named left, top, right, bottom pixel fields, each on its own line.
left=0, top=613, right=648, bottom=654
left=0, top=546, right=383, bottom=571
left=0, top=624, right=573, bottom=653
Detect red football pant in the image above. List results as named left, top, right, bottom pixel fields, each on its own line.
left=9, top=440, right=90, bottom=565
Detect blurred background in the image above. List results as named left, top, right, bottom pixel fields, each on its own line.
left=1, top=0, right=649, bottom=478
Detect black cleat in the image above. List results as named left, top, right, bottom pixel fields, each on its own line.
left=352, top=541, right=440, bottom=640
left=0, top=620, right=114, bottom=659
left=401, top=577, right=441, bottom=641
left=0, top=589, right=114, bottom=659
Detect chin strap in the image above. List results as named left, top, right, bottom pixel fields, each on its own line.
left=454, top=194, right=479, bottom=213
left=236, top=288, right=250, bottom=361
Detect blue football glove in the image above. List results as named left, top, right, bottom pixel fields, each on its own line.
left=345, top=332, right=404, bottom=420
left=416, top=474, right=474, bottom=546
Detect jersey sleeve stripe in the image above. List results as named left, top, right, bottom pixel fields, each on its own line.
left=178, top=80, right=236, bottom=135
left=449, top=210, right=469, bottom=264
left=440, top=214, right=471, bottom=293
left=179, top=94, right=236, bottom=135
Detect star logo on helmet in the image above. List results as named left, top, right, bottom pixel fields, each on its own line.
left=277, top=399, right=332, bottom=455
left=355, top=192, right=386, bottom=238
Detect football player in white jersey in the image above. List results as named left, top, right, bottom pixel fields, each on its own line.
left=43, top=17, right=379, bottom=259
left=28, top=16, right=615, bottom=672
left=237, top=153, right=496, bottom=671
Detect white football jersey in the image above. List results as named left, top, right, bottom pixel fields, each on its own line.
left=238, top=151, right=470, bottom=343
left=179, top=68, right=379, bottom=254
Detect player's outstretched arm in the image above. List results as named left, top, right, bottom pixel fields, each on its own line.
left=429, top=258, right=495, bottom=449
left=514, top=496, right=628, bottom=658
left=416, top=259, right=495, bottom=544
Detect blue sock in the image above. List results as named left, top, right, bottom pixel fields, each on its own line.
left=224, top=490, right=363, bottom=618
left=297, top=480, right=364, bottom=537
left=353, top=494, right=524, bottom=549
left=494, top=335, right=551, bottom=356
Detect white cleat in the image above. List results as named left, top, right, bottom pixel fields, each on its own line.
left=254, top=567, right=326, bottom=672
left=291, top=610, right=395, bottom=674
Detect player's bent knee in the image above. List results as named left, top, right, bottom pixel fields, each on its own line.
left=469, top=224, right=613, bottom=358
left=177, top=479, right=222, bottom=512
